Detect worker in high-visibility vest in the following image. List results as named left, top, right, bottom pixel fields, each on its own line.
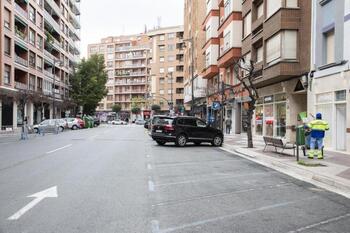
left=307, top=113, right=329, bottom=159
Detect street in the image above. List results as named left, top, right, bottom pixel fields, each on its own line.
left=0, top=125, right=350, bottom=233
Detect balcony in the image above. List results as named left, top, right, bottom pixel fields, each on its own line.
left=115, top=72, right=147, bottom=77
left=15, top=55, right=28, bottom=67
left=15, top=81, right=28, bottom=90
left=45, top=0, right=61, bottom=17
left=115, top=45, right=149, bottom=52
left=115, top=81, right=147, bottom=86
left=14, top=3, right=28, bottom=20
left=44, top=11, right=60, bottom=33
left=115, top=64, right=146, bottom=69
left=202, top=65, right=219, bottom=80
left=44, top=70, right=53, bottom=78
left=218, top=47, right=241, bottom=68
left=15, top=28, right=28, bottom=43
left=115, top=54, right=146, bottom=60
left=44, top=50, right=54, bottom=64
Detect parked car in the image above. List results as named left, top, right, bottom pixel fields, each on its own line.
left=144, top=119, right=150, bottom=129
left=135, top=119, right=145, bottom=125
left=151, top=116, right=223, bottom=147
left=148, top=115, right=167, bottom=132
left=65, top=118, right=81, bottom=130
left=77, top=118, right=85, bottom=128
left=93, top=117, right=100, bottom=127
left=33, top=119, right=66, bottom=134
left=111, top=119, right=127, bottom=125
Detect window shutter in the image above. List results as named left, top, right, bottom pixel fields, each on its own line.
left=283, top=30, right=297, bottom=59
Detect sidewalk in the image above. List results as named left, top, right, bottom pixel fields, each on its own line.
left=222, top=133, right=350, bottom=199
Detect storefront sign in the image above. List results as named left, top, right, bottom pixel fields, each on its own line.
left=264, top=95, right=273, bottom=103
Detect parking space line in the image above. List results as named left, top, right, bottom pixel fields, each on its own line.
left=287, top=213, right=350, bottom=233
left=46, top=144, right=72, bottom=154
left=159, top=196, right=318, bottom=233
left=152, top=182, right=292, bottom=207
left=155, top=171, right=278, bottom=187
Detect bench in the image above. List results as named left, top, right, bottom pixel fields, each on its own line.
left=263, top=136, right=296, bottom=156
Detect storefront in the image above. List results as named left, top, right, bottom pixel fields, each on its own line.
left=255, top=93, right=287, bottom=138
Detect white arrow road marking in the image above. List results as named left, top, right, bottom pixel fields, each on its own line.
left=8, top=186, right=58, bottom=220
left=46, top=144, right=72, bottom=154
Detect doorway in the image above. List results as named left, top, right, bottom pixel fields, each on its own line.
left=336, top=104, right=346, bottom=151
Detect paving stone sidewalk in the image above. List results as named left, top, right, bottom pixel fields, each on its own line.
left=223, top=133, right=350, bottom=199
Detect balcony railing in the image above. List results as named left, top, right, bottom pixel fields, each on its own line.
left=115, top=72, right=147, bottom=77
left=15, top=29, right=28, bottom=42
left=15, top=55, right=28, bottom=67
left=46, top=0, right=61, bottom=16
left=44, top=70, right=53, bottom=78
left=14, top=3, right=28, bottom=19
left=115, top=45, right=149, bottom=52
left=115, top=54, right=146, bottom=60
left=115, top=64, right=146, bottom=69
left=44, top=10, right=60, bottom=33
left=115, top=81, right=146, bottom=85
left=15, top=81, right=28, bottom=90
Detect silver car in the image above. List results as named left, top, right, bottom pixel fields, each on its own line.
left=34, top=119, right=66, bottom=134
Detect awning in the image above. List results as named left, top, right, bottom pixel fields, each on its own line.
left=14, top=15, right=27, bottom=26
left=15, top=40, right=28, bottom=51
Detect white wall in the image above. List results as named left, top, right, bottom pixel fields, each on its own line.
left=206, top=0, right=219, bottom=15
left=206, top=45, right=219, bottom=66
left=206, top=17, right=220, bottom=40
left=224, top=21, right=242, bottom=48
left=233, top=0, right=242, bottom=11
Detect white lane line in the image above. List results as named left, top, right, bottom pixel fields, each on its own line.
left=153, top=182, right=292, bottom=207
left=159, top=196, right=318, bottom=233
left=46, top=144, right=72, bottom=154
left=147, top=163, right=152, bottom=170
left=151, top=220, right=160, bottom=233
left=155, top=171, right=278, bottom=187
left=148, top=179, right=155, bottom=192
left=287, top=213, right=350, bottom=233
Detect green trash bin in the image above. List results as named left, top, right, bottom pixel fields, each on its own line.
left=296, top=125, right=305, bottom=146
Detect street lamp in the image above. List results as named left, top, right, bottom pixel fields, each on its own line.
left=183, top=38, right=195, bottom=116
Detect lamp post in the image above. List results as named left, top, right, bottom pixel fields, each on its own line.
left=183, top=38, right=195, bottom=116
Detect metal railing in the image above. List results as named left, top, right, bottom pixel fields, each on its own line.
left=46, top=0, right=61, bottom=16
left=44, top=11, right=60, bottom=33
left=115, top=45, right=149, bottom=52
left=44, top=70, right=53, bottom=78
left=15, top=81, right=28, bottom=90
left=15, top=55, right=28, bottom=67
left=15, top=3, right=28, bottom=19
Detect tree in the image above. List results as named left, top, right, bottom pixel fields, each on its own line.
left=112, top=104, right=122, bottom=114
left=151, top=104, right=161, bottom=113
left=131, top=107, right=141, bottom=114
left=232, top=58, right=259, bottom=148
left=71, top=54, right=108, bottom=115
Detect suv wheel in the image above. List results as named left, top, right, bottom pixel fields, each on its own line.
left=72, top=125, right=78, bottom=130
left=176, top=134, right=187, bottom=147
left=156, top=140, right=166, bottom=146
left=212, top=135, right=223, bottom=147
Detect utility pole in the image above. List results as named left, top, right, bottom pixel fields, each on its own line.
left=184, top=38, right=195, bottom=116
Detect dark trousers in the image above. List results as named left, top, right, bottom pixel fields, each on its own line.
left=226, top=125, right=231, bottom=134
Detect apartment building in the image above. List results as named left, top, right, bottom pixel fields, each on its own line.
left=183, top=0, right=207, bottom=118
left=148, top=26, right=186, bottom=114
left=308, top=0, right=350, bottom=152
left=88, top=34, right=150, bottom=120
left=0, top=0, right=81, bottom=130
left=202, top=0, right=243, bottom=131
left=241, top=0, right=311, bottom=142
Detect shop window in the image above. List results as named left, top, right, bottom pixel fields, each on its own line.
left=335, top=90, right=346, bottom=101
left=264, top=104, right=274, bottom=137
left=275, top=102, right=286, bottom=137
left=255, top=105, right=263, bottom=135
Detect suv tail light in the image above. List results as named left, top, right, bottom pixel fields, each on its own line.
left=164, top=124, right=174, bottom=132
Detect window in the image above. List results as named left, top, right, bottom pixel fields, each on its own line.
left=182, top=118, right=196, bottom=126
left=159, top=35, right=165, bottom=41
left=168, top=44, right=175, bottom=51
left=160, top=56, right=165, bottom=62
left=107, top=53, right=114, bottom=60
left=335, top=90, right=346, bottom=101
left=168, top=89, right=172, bottom=94
left=29, top=75, right=35, bottom=91
left=243, top=12, right=252, bottom=38
left=286, top=0, right=298, bottom=8
left=4, top=36, right=11, bottom=56
left=168, top=55, right=175, bottom=62
left=37, top=13, right=43, bottom=29
left=4, top=65, right=11, bottom=85
left=160, top=68, right=165, bottom=73
left=266, top=30, right=297, bottom=65
left=159, top=78, right=164, bottom=84
left=37, top=56, right=43, bottom=70
left=324, top=29, right=335, bottom=64
left=37, top=35, right=43, bottom=49
left=205, top=51, right=210, bottom=67
left=196, top=119, right=207, bottom=128
left=29, top=5, right=36, bottom=23
left=29, top=29, right=35, bottom=45
left=206, top=25, right=211, bottom=40
left=159, top=45, right=165, bottom=51
left=226, top=69, right=231, bottom=85
left=176, top=77, right=184, bottom=83
left=168, top=67, right=174, bottom=73
left=224, top=31, right=231, bottom=51
left=266, top=0, right=281, bottom=18
left=168, top=33, right=176, bottom=39
left=257, top=2, right=264, bottom=18
left=159, top=89, right=164, bottom=95
left=4, top=8, right=11, bottom=29
left=256, top=45, right=263, bottom=62
left=36, top=0, right=43, bottom=7
left=224, top=0, right=232, bottom=18
left=29, top=51, right=36, bottom=68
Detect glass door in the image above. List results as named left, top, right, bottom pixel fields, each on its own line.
left=336, top=104, right=346, bottom=151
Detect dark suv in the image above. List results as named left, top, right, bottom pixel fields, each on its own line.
left=151, top=116, right=223, bottom=147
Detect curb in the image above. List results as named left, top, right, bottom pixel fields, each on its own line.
left=221, top=144, right=350, bottom=199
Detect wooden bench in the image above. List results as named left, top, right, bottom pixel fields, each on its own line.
left=263, top=136, right=296, bottom=156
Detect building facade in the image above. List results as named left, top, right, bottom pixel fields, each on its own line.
left=202, top=0, right=243, bottom=131
left=308, top=0, right=350, bottom=152
left=0, top=0, right=81, bottom=130
left=88, top=34, right=150, bottom=120
left=147, top=26, right=186, bottom=115
left=183, top=0, right=207, bottom=118
left=242, top=0, right=311, bottom=142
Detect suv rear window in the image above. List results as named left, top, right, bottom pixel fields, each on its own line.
left=154, top=117, right=173, bottom=125
left=177, top=118, right=196, bottom=126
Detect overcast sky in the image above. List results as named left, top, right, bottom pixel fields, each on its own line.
left=80, top=0, right=184, bottom=58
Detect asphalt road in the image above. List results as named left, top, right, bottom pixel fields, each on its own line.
left=0, top=125, right=349, bottom=233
